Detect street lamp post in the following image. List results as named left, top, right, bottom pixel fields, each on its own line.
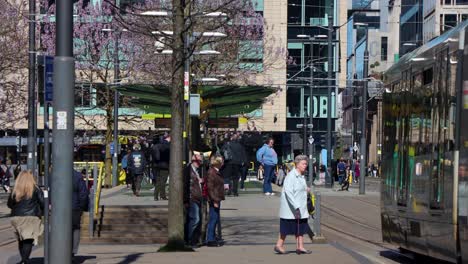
left=112, top=30, right=120, bottom=187
left=27, top=0, right=36, bottom=175
left=50, top=0, right=75, bottom=261
left=355, top=22, right=369, bottom=195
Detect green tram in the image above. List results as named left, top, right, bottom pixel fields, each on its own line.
left=381, top=21, right=468, bottom=263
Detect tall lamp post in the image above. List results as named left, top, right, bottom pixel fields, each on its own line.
left=297, top=34, right=327, bottom=186
left=50, top=0, right=75, bottom=261
left=27, top=0, right=36, bottom=175
left=355, top=22, right=369, bottom=195
left=112, top=29, right=120, bottom=187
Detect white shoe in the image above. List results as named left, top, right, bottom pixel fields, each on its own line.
left=150, top=187, right=155, bottom=191
left=265, top=192, right=271, bottom=196
left=270, top=192, right=275, bottom=196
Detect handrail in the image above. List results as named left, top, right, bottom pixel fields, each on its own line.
left=73, top=162, right=105, bottom=218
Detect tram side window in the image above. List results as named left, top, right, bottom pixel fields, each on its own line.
left=430, top=51, right=449, bottom=209
left=397, top=71, right=412, bottom=206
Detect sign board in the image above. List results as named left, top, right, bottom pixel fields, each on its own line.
left=154, top=118, right=172, bottom=128
left=44, top=56, right=54, bottom=102
left=207, top=118, right=238, bottom=128
left=189, top=94, right=200, bottom=116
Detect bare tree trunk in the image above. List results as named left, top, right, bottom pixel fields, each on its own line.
left=160, top=0, right=187, bottom=251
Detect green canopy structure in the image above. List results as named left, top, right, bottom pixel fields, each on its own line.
left=115, top=84, right=278, bottom=117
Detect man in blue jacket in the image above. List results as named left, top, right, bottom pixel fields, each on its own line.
left=256, top=137, right=278, bottom=195
left=72, top=170, right=89, bottom=262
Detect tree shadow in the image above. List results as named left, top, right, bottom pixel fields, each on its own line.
left=26, top=256, right=97, bottom=264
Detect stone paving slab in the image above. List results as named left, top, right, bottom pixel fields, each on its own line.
left=2, top=178, right=383, bottom=264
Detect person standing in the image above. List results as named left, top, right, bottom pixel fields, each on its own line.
left=128, top=144, right=147, bottom=196
left=256, top=138, right=278, bottom=196
left=7, top=171, right=44, bottom=264
left=205, top=155, right=225, bottom=247
left=152, top=133, right=171, bottom=200
left=221, top=134, right=246, bottom=196
left=72, top=170, right=89, bottom=262
left=274, top=155, right=311, bottom=255
left=337, top=159, right=346, bottom=185
left=184, top=154, right=203, bottom=247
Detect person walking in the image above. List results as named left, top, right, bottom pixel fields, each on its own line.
left=221, top=134, right=246, bottom=196
left=128, top=144, right=147, bottom=196
left=152, top=133, right=171, bottom=200
left=72, top=170, right=89, bottom=262
left=184, top=154, right=203, bottom=247
left=340, top=166, right=351, bottom=191
left=7, top=171, right=44, bottom=264
left=122, top=149, right=131, bottom=189
left=205, top=155, right=225, bottom=247
left=256, top=138, right=278, bottom=196
left=354, top=161, right=360, bottom=183
left=274, top=155, right=311, bottom=255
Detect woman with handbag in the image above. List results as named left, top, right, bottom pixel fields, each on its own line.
left=7, top=171, right=44, bottom=264
left=274, top=155, right=312, bottom=255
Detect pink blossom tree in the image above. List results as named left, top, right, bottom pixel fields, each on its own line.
left=41, top=0, right=149, bottom=184
left=0, top=0, right=29, bottom=128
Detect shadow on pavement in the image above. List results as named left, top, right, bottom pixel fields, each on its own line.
left=116, top=253, right=144, bottom=264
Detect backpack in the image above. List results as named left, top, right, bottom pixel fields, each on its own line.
left=222, top=142, right=233, bottom=161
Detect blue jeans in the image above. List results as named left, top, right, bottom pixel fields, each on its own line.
left=263, top=165, right=275, bottom=193
left=206, top=201, right=221, bottom=242
left=185, top=202, right=200, bottom=244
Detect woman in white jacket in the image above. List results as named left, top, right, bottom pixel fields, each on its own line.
left=274, top=155, right=311, bottom=255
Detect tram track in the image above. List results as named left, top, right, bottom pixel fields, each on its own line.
left=321, top=202, right=380, bottom=231
left=0, top=224, right=16, bottom=248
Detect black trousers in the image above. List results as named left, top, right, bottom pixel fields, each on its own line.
left=224, top=163, right=241, bottom=195
left=155, top=169, right=169, bottom=199
left=239, top=165, right=248, bottom=190
left=132, top=173, right=143, bottom=194
left=18, top=239, right=34, bottom=262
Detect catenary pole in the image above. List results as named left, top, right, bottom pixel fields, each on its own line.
left=326, top=15, right=333, bottom=188
left=50, top=0, right=75, bottom=261
left=359, top=25, right=369, bottom=195
left=308, top=37, right=314, bottom=187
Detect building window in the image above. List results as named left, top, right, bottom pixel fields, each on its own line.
left=462, top=14, right=468, bottom=21
left=287, top=87, right=302, bottom=117
left=443, top=14, right=457, bottom=32
left=288, top=0, right=302, bottom=25
left=75, top=83, right=92, bottom=107
left=456, top=0, right=468, bottom=5
left=381, top=37, right=388, bottom=61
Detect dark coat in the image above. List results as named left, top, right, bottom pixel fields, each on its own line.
left=221, top=140, right=247, bottom=165
left=206, top=167, right=225, bottom=203
left=128, top=150, right=147, bottom=175
left=8, top=187, right=44, bottom=217
left=183, top=164, right=203, bottom=205
left=151, top=140, right=170, bottom=170
left=73, top=170, right=89, bottom=211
